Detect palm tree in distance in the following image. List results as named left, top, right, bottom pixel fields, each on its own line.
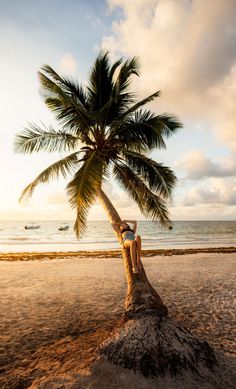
left=14, top=53, right=217, bottom=381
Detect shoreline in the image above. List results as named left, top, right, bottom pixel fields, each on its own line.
left=0, top=246, right=236, bottom=261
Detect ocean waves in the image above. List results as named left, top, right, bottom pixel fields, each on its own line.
left=0, top=220, right=235, bottom=252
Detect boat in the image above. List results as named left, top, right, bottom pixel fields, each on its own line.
left=24, top=223, right=40, bottom=230
left=58, top=224, right=70, bottom=231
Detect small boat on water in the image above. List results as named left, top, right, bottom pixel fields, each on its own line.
left=24, top=223, right=40, bottom=230
left=58, top=224, right=69, bottom=231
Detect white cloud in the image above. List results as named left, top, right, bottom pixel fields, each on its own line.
left=169, top=203, right=236, bottom=220
left=176, top=150, right=236, bottom=179
left=103, top=0, right=236, bottom=150
left=206, top=65, right=236, bottom=152
left=183, top=177, right=236, bottom=206
left=102, top=180, right=142, bottom=217
left=59, top=53, right=77, bottom=74
left=102, top=0, right=236, bottom=220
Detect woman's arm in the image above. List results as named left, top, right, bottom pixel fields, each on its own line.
left=111, top=222, right=121, bottom=235
left=123, top=220, right=137, bottom=233
left=132, top=220, right=137, bottom=233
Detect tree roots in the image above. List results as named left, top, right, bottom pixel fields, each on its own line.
left=99, top=315, right=219, bottom=384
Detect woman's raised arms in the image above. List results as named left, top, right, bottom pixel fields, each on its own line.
left=123, top=220, right=137, bottom=234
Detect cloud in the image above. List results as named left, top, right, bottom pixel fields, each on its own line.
left=169, top=202, right=236, bottom=220
left=206, top=65, right=236, bottom=152
left=183, top=177, right=236, bottom=206
left=86, top=14, right=102, bottom=28
left=102, top=180, right=142, bottom=216
left=59, top=53, right=77, bottom=74
left=176, top=150, right=236, bottom=179
left=103, top=0, right=236, bottom=150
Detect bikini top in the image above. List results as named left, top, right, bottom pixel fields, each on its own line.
left=120, top=226, right=134, bottom=236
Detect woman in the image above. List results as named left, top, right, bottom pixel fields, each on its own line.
left=112, top=220, right=141, bottom=274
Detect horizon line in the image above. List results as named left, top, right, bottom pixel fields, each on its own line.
left=1, top=220, right=236, bottom=222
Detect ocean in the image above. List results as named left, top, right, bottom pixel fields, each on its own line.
left=0, top=220, right=235, bottom=252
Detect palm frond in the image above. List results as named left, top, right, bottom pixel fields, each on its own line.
left=87, top=54, right=139, bottom=127
left=114, top=57, right=139, bottom=93
left=87, top=52, right=113, bottom=112
left=113, top=163, right=170, bottom=226
left=14, top=123, right=80, bottom=154
left=108, top=110, right=167, bottom=151
left=154, top=114, right=183, bottom=137
left=108, top=109, right=182, bottom=151
left=19, top=151, right=81, bottom=203
left=39, top=68, right=94, bottom=141
left=39, top=64, right=66, bottom=86
left=104, top=57, right=138, bottom=122
left=40, top=65, right=89, bottom=106
left=66, top=151, right=106, bottom=237
left=118, top=90, right=160, bottom=120
left=44, top=96, right=95, bottom=144
left=108, top=58, right=123, bottom=83
left=120, top=150, right=176, bottom=199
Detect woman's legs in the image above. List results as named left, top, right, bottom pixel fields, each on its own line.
left=135, top=235, right=141, bottom=270
left=130, top=241, right=138, bottom=272
left=124, top=240, right=139, bottom=273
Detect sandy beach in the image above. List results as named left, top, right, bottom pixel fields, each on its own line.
left=0, top=251, right=235, bottom=388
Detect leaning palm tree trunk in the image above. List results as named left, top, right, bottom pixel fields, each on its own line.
left=97, top=188, right=168, bottom=319
left=97, top=188, right=219, bottom=383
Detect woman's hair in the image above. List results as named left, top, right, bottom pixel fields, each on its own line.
left=119, top=223, right=131, bottom=232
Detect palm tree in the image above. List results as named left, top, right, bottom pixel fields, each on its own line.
left=14, top=53, right=217, bottom=381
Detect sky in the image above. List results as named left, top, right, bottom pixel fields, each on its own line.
left=0, top=0, right=236, bottom=221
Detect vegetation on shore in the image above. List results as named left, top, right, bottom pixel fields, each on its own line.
left=1, top=247, right=236, bottom=261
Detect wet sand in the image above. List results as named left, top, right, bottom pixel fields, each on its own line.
left=0, top=252, right=235, bottom=388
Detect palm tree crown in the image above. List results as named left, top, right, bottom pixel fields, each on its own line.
left=14, top=52, right=182, bottom=237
